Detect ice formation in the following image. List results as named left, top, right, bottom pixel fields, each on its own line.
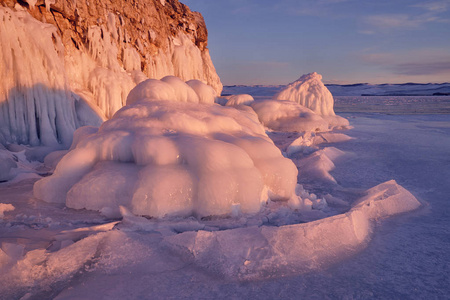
left=0, top=148, right=17, bottom=182
left=165, top=180, right=421, bottom=279
left=0, top=2, right=223, bottom=149
left=269, top=72, right=349, bottom=129
left=33, top=79, right=298, bottom=218
left=0, top=203, right=14, bottom=218
left=295, top=147, right=346, bottom=184
left=250, top=100, right=329, bottom=132
left=0, top=7, right=77, bottom=147
left=286, top=132, right=352, bottom=157
left=186, top=79, right=217, bottom=104
left=274, top=72, right=335, bottom=116
left=225, top=94, right=255, bottom=106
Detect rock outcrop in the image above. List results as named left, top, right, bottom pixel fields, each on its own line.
left=0, top=0, right=222, bottom=147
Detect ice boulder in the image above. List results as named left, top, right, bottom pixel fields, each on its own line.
left=274, top=72, right=335, bottom=116
left=126, top=77, right=216, bottom=106
left=250, top=99, right=329, bottom=132
left=34, top=84, right=298, bottom=218
left=225, top=94, right=254, bottom=106
left=161, top=76, right=200, bottom=103
left=0, top=148, right=17, bottom=182
left=186, top=79, right=217, bottom=104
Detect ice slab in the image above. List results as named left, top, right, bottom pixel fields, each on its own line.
left=164, top=180, right=421, bottom=279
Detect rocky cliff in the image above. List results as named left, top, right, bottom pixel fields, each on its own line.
left=0, top=0, right=222, bottom=147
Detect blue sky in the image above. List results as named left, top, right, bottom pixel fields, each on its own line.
left=181, top=0, right=450, bottom=85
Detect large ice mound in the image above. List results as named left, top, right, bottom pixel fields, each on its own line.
left=273, top=72, right=349, bottom=129
left=274, top=72, right=335, bottom=116
left=33, top=78, right=298, bottom=218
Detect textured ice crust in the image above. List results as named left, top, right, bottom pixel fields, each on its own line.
left=164, top=180, right=421, bottom=279
left=33, top=78, right=298, bottom=218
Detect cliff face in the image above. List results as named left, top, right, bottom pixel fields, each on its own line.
left=0, top=0, right=222, bottom=147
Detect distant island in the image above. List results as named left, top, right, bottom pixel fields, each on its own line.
left=223, top=82, right=450, bottom=97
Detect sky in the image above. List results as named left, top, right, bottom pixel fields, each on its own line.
left=181, top=0, right=450, bottom=85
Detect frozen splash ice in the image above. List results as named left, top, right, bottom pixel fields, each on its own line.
left=250, top=99, right=329, bottom=132
left=33, top=77, right=299, bottom=218
left=0, top=4, right=223, bottom=149
left=274, top=72, right=336, bottom=116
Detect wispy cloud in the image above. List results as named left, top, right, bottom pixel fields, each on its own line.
left=272, top=0, right=352, bottom=17
left=361, top=49, right=450, bottom=76
left=364, top=14, right=423, bottom=30
left=393, top=62, right=450, bottom=76
left=361, top=0, right=450, bottom=33
left=412, top=0, right=450, bottom=12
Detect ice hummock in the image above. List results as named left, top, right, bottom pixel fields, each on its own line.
left=164, top=180, right=421, bottom=279
left=220, top=73, right=349, bottom=132
left=225, top=94, right=255, bottom=106
left=272, top=72, right=349, bottom=128
left=274, top=72, right=335, bottom=116
left=33, top=77, right=299, bottom=218
left=250, top=99, right=329, bottom=132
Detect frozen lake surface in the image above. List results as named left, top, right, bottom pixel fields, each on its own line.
left=335, top=96, right=450, bottom=114
left=277, top=113, right=450, bottom=299
left=57, top=113, right=449, bottom=299
left=162, top=113, right=449, bottom=299
left=1, top=109, right=449, bottom=299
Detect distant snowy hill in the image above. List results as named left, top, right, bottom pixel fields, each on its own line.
left=326, top=83, right=450, bottom=96
left=223, top=83, right=450, bottom=97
